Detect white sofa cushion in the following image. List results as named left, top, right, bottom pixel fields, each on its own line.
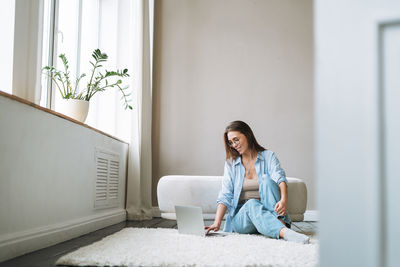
left=157, top=175, right=307, bottom=222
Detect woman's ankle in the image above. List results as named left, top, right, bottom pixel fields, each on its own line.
left=283, top=228, right=310, bottom=244
left=279, top=227, right=287, bottom=239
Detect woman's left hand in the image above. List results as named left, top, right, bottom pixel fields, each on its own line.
left=274, top=200, right=287, bottom=216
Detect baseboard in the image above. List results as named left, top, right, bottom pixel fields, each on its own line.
left=304, top=210, right=319, bottom=221
left=0, top=209, right=126, bottom=263
left=152, top=206, right=161, bottom=217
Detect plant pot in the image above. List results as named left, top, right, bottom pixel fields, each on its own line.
left=56, top=99, right=89, bottom=123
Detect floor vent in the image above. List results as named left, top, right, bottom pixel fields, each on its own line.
left=94, top=149, right=120, bottom=209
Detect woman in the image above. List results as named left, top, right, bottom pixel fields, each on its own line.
left=205, top=120, right=309, bottom=244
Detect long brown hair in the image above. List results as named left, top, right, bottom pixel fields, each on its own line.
left=223, top=120, right=266, bottom=160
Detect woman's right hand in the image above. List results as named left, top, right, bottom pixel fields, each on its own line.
left=205, top=222, right=220, bottom=235
left=206, top=203, right=226, bottom=234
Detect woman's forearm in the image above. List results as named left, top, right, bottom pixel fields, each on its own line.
left=214, top=203, right=227, bottom=226
left=279, top=182, right=288, bottom=203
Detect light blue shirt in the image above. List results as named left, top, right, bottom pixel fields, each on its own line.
left=216, top=150, right=288, bottom=232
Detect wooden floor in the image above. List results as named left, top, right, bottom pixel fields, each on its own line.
left=0, top=219, right=318, bottom=267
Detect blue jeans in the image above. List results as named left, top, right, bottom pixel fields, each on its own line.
left=231, top=178, right=291, bottom=239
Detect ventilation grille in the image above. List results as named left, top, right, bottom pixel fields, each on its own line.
left=94, top=149, right=120, bottom=209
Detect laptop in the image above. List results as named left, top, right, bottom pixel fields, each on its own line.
left=175, top=205, right=228, bottom=237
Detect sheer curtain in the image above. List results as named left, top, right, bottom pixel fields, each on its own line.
left=12, top=0, right=43, bottom=104
left=125, top=0, right=153, bottom=220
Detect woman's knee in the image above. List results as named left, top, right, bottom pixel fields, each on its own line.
left=263, top=178, right=280, bottom=196
left=243, top=199, right=261, bottom=212
left=265, top=177, right=277, bottom=187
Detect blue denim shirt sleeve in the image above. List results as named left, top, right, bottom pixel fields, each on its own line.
left=267, top=151, right=288, bottom=186
left=216, top=161, right=234, bottom=210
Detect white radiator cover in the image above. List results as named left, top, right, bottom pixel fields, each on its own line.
left=0, top=94, right=128, bottom=262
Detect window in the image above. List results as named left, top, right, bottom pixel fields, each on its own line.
left=0, top=0, right=16, bottom=95
left=41, top=0, right=133, bottom=141
left=1, top=0, right=135, bottom=141
left=40, top=0, right=53, bottom=107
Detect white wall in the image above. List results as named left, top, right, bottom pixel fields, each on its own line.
left=0, top=94, right=128, bottom=262
left=315, top=0, right=400, bottom=266
left=152, top=0, right=315, bottom=209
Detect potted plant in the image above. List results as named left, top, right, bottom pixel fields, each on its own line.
left=42, top=49, right=132, bottom=122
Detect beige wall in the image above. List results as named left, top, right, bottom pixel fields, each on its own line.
left=152, top=0, right=315, bottom=209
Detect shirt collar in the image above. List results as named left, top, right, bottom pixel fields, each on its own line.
left=233, top=151, right=264, bottom=165
left=233, top=156, right=241, bottom=166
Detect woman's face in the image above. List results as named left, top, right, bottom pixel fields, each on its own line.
left=227, top=131, right=249, bottom=155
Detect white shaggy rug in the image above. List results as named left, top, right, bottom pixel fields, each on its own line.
left=56, top=228, right=318, bottom=267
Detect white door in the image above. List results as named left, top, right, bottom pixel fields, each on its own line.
left=382, top=23, right=400, bottom=267
left=315, top=1, right=400, bottom=266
